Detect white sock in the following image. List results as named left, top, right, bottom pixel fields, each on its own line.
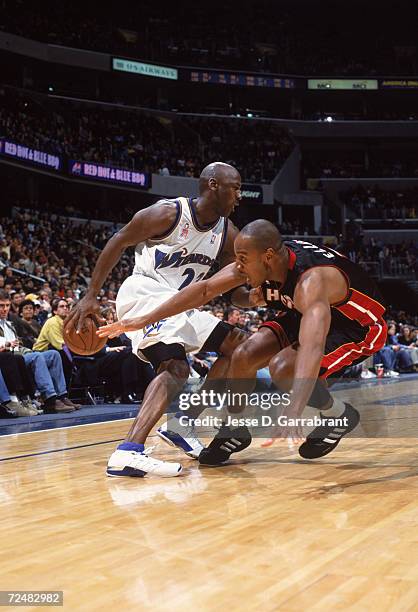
left=320, top=397, right=346, bottom=417
left=9, top=394, right=19, bottom=402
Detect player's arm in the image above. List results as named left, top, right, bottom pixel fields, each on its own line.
left=97, top=263, right=247, bottom=338
left=66, top=201, right=178, bottom=331
left=288, top=267, right=347, bottom=416
left=218, top=221, right=255, bottom=308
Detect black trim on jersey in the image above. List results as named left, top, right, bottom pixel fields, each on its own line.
left=215, top=218, right=229, bottom=261
left=188, top=198, right=221, bottom=232
left=149, top=199, right=182, bottom=242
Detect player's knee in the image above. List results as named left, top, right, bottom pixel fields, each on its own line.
left=230, top=340, right=255, bottom=371
left=158, top=358, right=189, bottom=384
left=219, top=328, right=248, bottom=356
left=269, top=347, right=295, bottom=382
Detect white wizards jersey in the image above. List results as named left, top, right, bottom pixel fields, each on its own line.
left=133, top=197, right=228, bottom=291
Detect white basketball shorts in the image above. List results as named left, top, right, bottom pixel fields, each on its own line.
left=116, top=274, right=220, bottom=363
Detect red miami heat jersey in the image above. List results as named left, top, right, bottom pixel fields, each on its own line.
left=262, top=239, right=386, bottom=329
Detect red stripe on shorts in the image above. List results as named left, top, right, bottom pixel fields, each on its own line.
left=320, top=318, right=387, bottom=379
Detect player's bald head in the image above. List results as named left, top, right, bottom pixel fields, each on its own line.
left=199, top=162, right=240, bottom=193
left=237, top=220, right=283, bottom=253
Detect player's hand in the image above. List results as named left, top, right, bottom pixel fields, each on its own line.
left=65, top=294, right=103, bottom=333
left=249, top=286, right=267, bottom=307
left=261, top=410, right=305, bottom=449
left=97, top=316, right=149, bottom=339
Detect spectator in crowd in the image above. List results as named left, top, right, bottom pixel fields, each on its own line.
left=98, top=307, right=155, bottom=403
left=225, top=307, right=241, bottom=326
left=373, top=322, right=414, bottom=376
left=0, top=89, right=292, bottom=184
left=33, top=297, right=74, bottom=384
left=396, top=324, right=418, bottom=369
left=9, top=290, right=22, bottom=317
left=0, top=289, right=80, bottom=413
left=0, top=348, right=40, bottom=416
left=13, top=299, right=42, bottom=348
left=0, top=368, right=19, bottom=418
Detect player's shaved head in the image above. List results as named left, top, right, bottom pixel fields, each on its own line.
left=238, top=220, right=283, bottom=252
left=199, top=162, right=240, bottom=193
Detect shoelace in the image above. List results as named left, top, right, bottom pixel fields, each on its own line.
left=143, top=445, right=156, bottom=455
left=129, top=445, right=166, bottom=470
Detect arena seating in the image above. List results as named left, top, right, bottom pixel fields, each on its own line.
left=1, top=0, right=416, bottom=76
left=0, top=89, right=293, bottom=182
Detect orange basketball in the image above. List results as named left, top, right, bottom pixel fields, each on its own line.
left=64, top=315, right=107, bottom=356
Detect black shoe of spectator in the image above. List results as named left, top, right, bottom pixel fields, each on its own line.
left=43, top=397, right=75, bottom=413
left=0, top=403, right=19, bottom=418
left=60, top=397, right=82, bottom=410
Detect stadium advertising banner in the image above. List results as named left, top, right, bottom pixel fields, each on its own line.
left=308, top=79, right=378, bottom=90
left=0, top=138, right=62, bottom=171
left=240, top=184, right=263, bottom=203
left=188, top=69, right=296, bottom=89
left=69, top=160, right=151, bottom=189
left=112, top=57, right=178, bottom=80
left=380, top=79, right=418, bottom=89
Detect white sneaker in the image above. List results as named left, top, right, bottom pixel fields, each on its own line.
left=361, top=370, right=377, bottom=379
left=157, top=414, right=205, bottom=459
left=106, top=446, right=183, bottom=478
left=385, top=370, right=400, bottom=377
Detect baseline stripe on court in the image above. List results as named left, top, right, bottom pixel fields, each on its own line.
left=0, top=416, right=136, bottom=437
left=0, top=438, right=124, bottom=463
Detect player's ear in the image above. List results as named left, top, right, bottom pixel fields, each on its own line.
left=265, top=247, right=274, bottom=262
left=208, top=177, right=218, bottom=191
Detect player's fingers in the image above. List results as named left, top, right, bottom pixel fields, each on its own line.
left=65, top=310, right=74, bottom=325
left=108, top=331, right=121, bottom=339
left=76, top=314, right=88, bottom=334
left=261, top=438, right=275, bottom=447
left=97, top=323, right=120, bottom=336
left=65, top=310, right=78, bottom=330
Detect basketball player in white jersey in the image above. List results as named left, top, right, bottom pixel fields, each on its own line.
left=67, top=162, right=254, bottom=477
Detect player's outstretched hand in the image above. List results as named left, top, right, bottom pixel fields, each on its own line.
left=261, top=412, right=305, bottom=449
left=97, top=315, right=149, bottom=339
left=66, top=294, right=103, bottom=333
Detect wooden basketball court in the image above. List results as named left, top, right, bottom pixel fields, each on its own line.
left=2, top=376, right=418, bottom=610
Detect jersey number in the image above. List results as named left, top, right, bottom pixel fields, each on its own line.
left=293, top=240, right=335, bottom=259
left=178, top=268, right=205, bottom=290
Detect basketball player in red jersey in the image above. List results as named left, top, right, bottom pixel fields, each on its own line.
left=99, top=219, right=387, bottom=461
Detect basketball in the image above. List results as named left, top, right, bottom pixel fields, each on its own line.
left=64, top=315, right=107, bottom=355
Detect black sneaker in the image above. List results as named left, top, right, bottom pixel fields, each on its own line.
left=298, top=403, right=360, bottom=459
left=199, top=424, right=252, bottom=466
